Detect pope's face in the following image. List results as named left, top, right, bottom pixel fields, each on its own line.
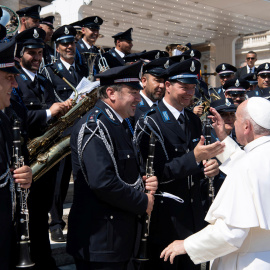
left=114, top=85, right=141, bottom=119
left=0, top=70, right=18, bottom=110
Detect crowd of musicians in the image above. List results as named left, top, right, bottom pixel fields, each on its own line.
left=1, top=3, right=270, bottom=270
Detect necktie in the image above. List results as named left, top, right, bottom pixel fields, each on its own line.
left=178, top=113, right=186, bottom=134
left=122, top=119, right=133, bottom=143
left=69, top=66, right=78, bottom=84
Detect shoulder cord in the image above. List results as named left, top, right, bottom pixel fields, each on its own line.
left=133, top=115, right=169, bottom=161
left=0, top=166, right=16, bottom=220
left=77, top=120, right=144, bottom=191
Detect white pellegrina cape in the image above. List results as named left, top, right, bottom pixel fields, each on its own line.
left=184, top=135, right=270, bottom=270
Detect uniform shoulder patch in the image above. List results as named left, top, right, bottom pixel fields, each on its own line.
left=57, top=63, right=63, bottom=71
left=20, top=74, right=28, bottom=81
left=87, top=109, right=101, bottom=124
left=162, top=111, right=170, bottom=122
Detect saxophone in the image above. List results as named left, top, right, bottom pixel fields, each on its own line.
left=29, top=89, right=98, bottom=181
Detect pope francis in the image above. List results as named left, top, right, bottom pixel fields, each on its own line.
left=160, top=97, right=270, bottom=270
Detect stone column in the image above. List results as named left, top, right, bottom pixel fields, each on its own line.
left=211, top=35, right=239, bottom=86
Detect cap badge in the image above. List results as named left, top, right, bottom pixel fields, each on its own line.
left=265, top=63, right=269, bottom=70
left=225, top=98, right=231, bottom=107
left=64, top=27, right=69, bottom=35
left=33, top=29, right=39, bottom=38
left=190, top=61, right=195, bottom=72
left=94, top=17, right=98, bottom=24
left=222, top=64, right=226, bottom=71
left=253, top=74, right=256, bottom=80
left=155, top=52, right=160, bottom=59
left=190, top=50, right=195, bottom=57
left=164, top=60, right=169, bottom=69
left=235, top=79, right=240, bottom=87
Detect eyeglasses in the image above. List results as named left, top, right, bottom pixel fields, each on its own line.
left=227, top=93, right=246, bottom=98
left=219, top=74, right=233, bottom=78
left=246, top=57, right=255, bottom=60
left=259, top=74, right=270, bottom=79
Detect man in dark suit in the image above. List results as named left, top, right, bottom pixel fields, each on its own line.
left=0, top=38, right=33, bottom=270
left=16, top=5, right=41, bottom=34
left=134, top=57, right=168, bottom=122
left=246, top=63, right=270, bottom=99
left=67, top=62, right=158, bottom=270
left=45, top=25, right=88, bottom=102
left=39, top=16, right=55, bottom=65
left=14, top=27, right=70, bottom=270
left=101, top=28, right=133, bottom=69
left=209, top=63, right=237, bottom=100
left=235, top=51, right=257, bottom=78
left=44, top=24, right=87, bottom=242
left=134, top=59, right=223, bottom=270
left=74, top=16, right=103, bottom=73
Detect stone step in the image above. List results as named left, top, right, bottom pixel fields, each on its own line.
left=50, top=229, right=74, bottom=267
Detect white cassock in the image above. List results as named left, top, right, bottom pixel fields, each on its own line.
left=184, top=135, right=270, bottom=269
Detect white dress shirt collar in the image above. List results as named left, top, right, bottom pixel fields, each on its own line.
left=82, top=38, right=92, bottom=50
left=22, top=67, right=37, bottom=82
left=60, top=58, right=75, bottom=71
left=140, top=91, right=158, bottom=107
left=115, top=48, right=125, bottom=58
left=163, top=98, right=185, bottom=120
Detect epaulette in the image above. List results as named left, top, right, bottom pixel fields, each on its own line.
left=86, top=108, right=102, bottom=124
left=140, top=108, right=156, bottom=121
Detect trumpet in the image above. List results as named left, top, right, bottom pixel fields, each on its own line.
left=81, top=52, right=98, bottom=81
left=98, top=49, right=110, bottom=73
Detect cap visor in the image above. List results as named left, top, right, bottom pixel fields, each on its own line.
left=1, top=66, right=20, bottom=74
left=57, top=38, right=75, bottom=44
left=217, top=107, right=236, bottom=113
left=176, top=78, right=198, bottom=84
left=124, top=82, right=143, bottom=90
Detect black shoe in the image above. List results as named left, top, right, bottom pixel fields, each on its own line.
left=51, top=228, right=66, bottom=242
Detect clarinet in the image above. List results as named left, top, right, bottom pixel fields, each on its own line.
left=204, top=117, right=215, bottom=203
left=136, top=132, right=156, bottom=261
left=12, top=119, right=35, bottom=268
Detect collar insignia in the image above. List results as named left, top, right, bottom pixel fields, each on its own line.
left=222, top=64, right=226, bottom=71
left=225, top=98, right=231, bottom=106
left=105, top=108, right=115, bottom=121
left=265, top=63, right=269, bottom=70
left=162, top=111, right=170, bottom=121
left=190, top=61, right=195, bottom=72
left=64, top=27, right=69, bottom=35
left=33, top=29, right=39, bottom=38
left=190, top=50, right=195, bottom=57
left=94, top=17, right=98, bottom=24
left=235, top=79, right=240, bottom=87
left=139, top=100, right=144, bottom=106
left=57, top=63, right=63, bottom=70
left=155, top=52, right=160, bottom=59
left=164, top=60, right=169, bottom=69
